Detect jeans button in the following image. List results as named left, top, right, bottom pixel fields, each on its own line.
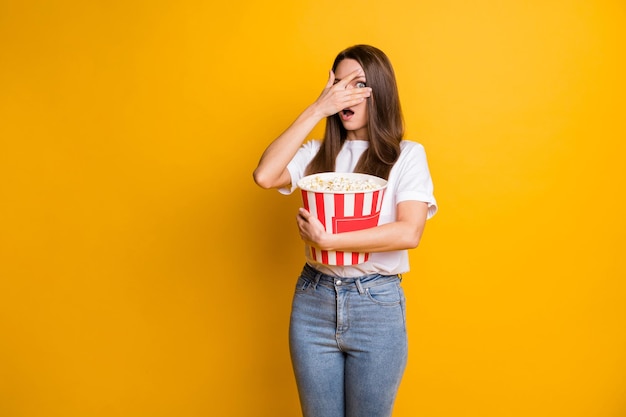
left=336, top=280, right=342, bottom=286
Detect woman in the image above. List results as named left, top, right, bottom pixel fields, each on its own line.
left=253, top=44, right=437, bottom=417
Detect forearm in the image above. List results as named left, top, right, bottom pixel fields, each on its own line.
left=253, top=104, right=324, bottom=189
left=320, top=221, right=424, bottom=253
left=298, top=201, right=429, bottom=253
left=254, top=69, right=371, bottom=190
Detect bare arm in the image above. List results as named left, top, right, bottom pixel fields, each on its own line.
left=252, top=105, right=325, bottom=189
left=252, top=69, right=372, bottom=189
left=296, top=200, right=429, bottom=252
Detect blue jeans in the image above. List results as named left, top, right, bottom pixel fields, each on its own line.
left=289, top=264, right=408, bottom=417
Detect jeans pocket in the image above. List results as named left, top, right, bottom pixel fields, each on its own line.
left=295, top=276, right=311, bottom=292
left=365, top=280, right=401, bottom=306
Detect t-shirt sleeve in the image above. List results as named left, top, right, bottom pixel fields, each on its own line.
left=278, top=140, right=321, bottom=195
left=395, top=143, right=438, bottom=219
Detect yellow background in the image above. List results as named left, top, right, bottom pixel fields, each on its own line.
left=1, top=1, right=625, bottom=416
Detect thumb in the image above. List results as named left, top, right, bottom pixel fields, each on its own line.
left=298, top=207, right=310, bottom=220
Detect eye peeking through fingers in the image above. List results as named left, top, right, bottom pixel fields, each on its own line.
left=356, top=81, right=367, bottom=88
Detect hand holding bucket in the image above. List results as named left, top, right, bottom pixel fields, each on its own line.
left=297, top=173, right=387, bottom=266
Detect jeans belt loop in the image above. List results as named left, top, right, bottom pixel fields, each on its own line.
left=355, top=278, right=365, bottom=295
left=312, top=272, right=322, bottom=290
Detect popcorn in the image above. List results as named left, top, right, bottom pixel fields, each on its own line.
left=297, top=172, right=388, bottom=265
left=298, top=175, right=380, bottom=192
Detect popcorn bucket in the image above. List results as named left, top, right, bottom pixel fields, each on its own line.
left=297, top=172, right=387, bottom=266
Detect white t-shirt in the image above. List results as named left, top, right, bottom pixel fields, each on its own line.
left=280, top=139, right=437, bottom=277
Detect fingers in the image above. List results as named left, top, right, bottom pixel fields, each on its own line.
left=297, top=208, right=310, bottom=222
left=315, top=69, right=372, bottom=118
left=324, top=70, right=335, bottom=89
left=297, top=209, right=317, bottom=246
left=297, top=208, right=331, bottom=249
left=296, top=209, right=310, bottom=241
left=345, top=88, right=372, bottom=104
left=332, top=69, right=371, bottom=103
left=335, top=68, right=364, bottom=88
left=328, top=89, right=371, bottom=114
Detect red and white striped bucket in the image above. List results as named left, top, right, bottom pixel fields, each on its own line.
left=297, top=173, right=387, bottom=266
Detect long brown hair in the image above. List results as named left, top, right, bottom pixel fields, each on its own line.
left=305, top=45, right=404, bottom=180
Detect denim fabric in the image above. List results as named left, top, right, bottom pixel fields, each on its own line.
left=289, top=264, right=408, bottom=417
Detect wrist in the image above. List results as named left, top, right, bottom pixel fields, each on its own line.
left=319, top=232, right=338, bottom=251
left=307, top=102, right=328, bottom=121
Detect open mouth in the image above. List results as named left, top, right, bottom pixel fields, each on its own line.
left=340, top=109, right=354, bottom=120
